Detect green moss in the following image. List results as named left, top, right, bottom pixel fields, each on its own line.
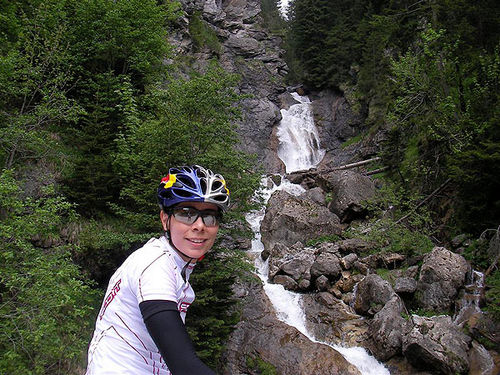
left=246, top=356, right=278, bottom=375
left=306, top=234, right=342, bottom=247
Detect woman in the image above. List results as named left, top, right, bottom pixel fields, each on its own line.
left=86, top=165, right=229, bottom=374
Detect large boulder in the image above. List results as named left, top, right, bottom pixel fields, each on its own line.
left=315, top=170, right=376, bottom=223
left=260, top=190, right=342, bottom=251
left=416, top=247, right=470, bottom=312
left=221, top=276, right=361, bottom=375
left=402, top=315, right=472, bottom=375
left=369, top=296, right=411, bottom=360
left=353, top=274, right=396, bottom=316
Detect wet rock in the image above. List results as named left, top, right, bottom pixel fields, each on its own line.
left=302, top=292, right=370, bottom=347
left=468, top=340, right=496, bottom=375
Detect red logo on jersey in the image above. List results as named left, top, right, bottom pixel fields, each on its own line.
left=178, top=301, right=191, bottom=313
left=99, top=279, right=121, bottom=320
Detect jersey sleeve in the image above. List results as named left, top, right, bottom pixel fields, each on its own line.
left=135, top=249, right=179, bottom=304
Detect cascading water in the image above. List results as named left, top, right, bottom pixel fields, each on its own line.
left=246, top=178, right=390, bottom=375
left=244, top=94, right=389, bottom=373
left=277, top=92, right=325, bottom=173
left=454, top=270, right=485, bottom=325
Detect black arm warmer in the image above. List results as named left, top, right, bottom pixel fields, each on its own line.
left=139, top=300, right=215, bottom=375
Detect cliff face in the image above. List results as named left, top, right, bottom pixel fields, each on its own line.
left=171, top=0, right=288, bottom=172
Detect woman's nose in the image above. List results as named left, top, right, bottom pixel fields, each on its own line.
left=191, top=216, right=205, bottom=230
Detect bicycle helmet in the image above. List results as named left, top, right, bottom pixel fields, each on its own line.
left=158, top=165, right=230, bottom=212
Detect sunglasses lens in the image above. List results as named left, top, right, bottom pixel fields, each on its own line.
left=172, top=207, right=220, bottom=227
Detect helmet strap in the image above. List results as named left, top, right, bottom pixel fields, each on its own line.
left=164, top=213, right=196, bottom=283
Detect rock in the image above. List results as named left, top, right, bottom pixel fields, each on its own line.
left=273, top=274, right=299, bottom=291
left=402, top=315, right=472, bottom=375
left=353, top=274, right=396, bottom=316
left=340, top=253, right=358, bottom=269
left=416, top=247, right=470, bottom=312
left=316, top=170, right=376, bottom=223
left=335, top=271, right=363, bottom=293
left=379, top=252, right=406, bottom=269
left=310, top=89, right=363, bottom=151
left=299, top=186, right=326, bottom=206
left=315, top=275, right=330, bottom=291
left=451, top=233, right=470, bottom=249
left=394, top=277, right=417, bottom=294
left=337, top=238, right=376, bottom=255
left=261, top=190, right=342, bottom=251
left=468, top=340, right=496, bottom=375
left=369, top=296, right=410, bottom=360
left=310, top=251, right=342, bottom=280
left=466, top=311, right=500, bottom=352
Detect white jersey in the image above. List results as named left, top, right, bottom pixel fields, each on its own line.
left=86, top=236, right=196, bottom=375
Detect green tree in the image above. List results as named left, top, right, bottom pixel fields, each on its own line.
left=0, top=169, right=100, bottom=374
left=114, top=62, right=261, bottom=220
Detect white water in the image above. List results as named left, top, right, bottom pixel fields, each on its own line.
left=246, top=177, right=390, bottom=375
left=277, top=92, right=325, bottom=173
left=278, top=0, right=290, bottom=19
left=454, top=270, right=485, bottom=325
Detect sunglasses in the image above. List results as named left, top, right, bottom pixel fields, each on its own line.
left=169, top=206, right=221, bottom=227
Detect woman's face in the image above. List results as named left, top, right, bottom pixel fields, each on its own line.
left=161, top=201, right=220, bottom=262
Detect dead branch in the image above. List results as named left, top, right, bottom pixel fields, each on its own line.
left=395, top=178, right=451, bottom=225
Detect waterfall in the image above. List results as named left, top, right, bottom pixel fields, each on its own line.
left=278, top=0, right=290, bottom=19
left=246, top=177, right=390, bottom=375
left=277, top=92, right=325, bottom=173
left=454, top=270, right=485, bottom=325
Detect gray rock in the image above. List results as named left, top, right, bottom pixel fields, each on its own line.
left=394, top=277, right=417, bottom=294
left=261, top=190, right=342, bottom=251
left=315, top=275, right=330, bottom=291
left=316, top=170, right=376, bottom=223
left=402, top=315, right=472, bottom=375
left=310, top=252, right=342, bottom=279
left=299, top=187, right=326, bottom=206
left=353, top=274, right=396, bottom=316
left=369, top=296, right=410, bottom=360
left=416, top=247, right=470, bottom=312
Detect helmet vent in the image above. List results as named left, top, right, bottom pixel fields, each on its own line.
left=200, top=179, right=207, bottom=193
left=177, top=175, right=196, bottom=189
left=173, top=188, right=193, bottom=198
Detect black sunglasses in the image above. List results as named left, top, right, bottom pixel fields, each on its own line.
left=169, top=206, right=221, bottom=227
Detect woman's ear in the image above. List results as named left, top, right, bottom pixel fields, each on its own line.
left=160, top=210, right=169, bottom=231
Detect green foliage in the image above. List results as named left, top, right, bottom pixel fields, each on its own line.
left=186, top=248, right=252, bottom=369
left=189, top=11, right=222, bottom=54
left=246, top=355, right=278, bottom=375
left=485, top=270, right=500, bottom=321
left=114, top=62, right=261, bottom=216
left=260, top=0, right=287, bottom=35
left=0, top=169, right=101, bottom=374
left=306, top=234, right=341, bottom=247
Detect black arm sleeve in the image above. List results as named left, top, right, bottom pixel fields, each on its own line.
left=139, top=300, right=216, bottom=375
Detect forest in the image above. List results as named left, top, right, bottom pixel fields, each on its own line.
left=1, top=0, right=499, bottom=373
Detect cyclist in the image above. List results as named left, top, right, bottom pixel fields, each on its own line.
left=86, top=165, right=229, bottom=374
